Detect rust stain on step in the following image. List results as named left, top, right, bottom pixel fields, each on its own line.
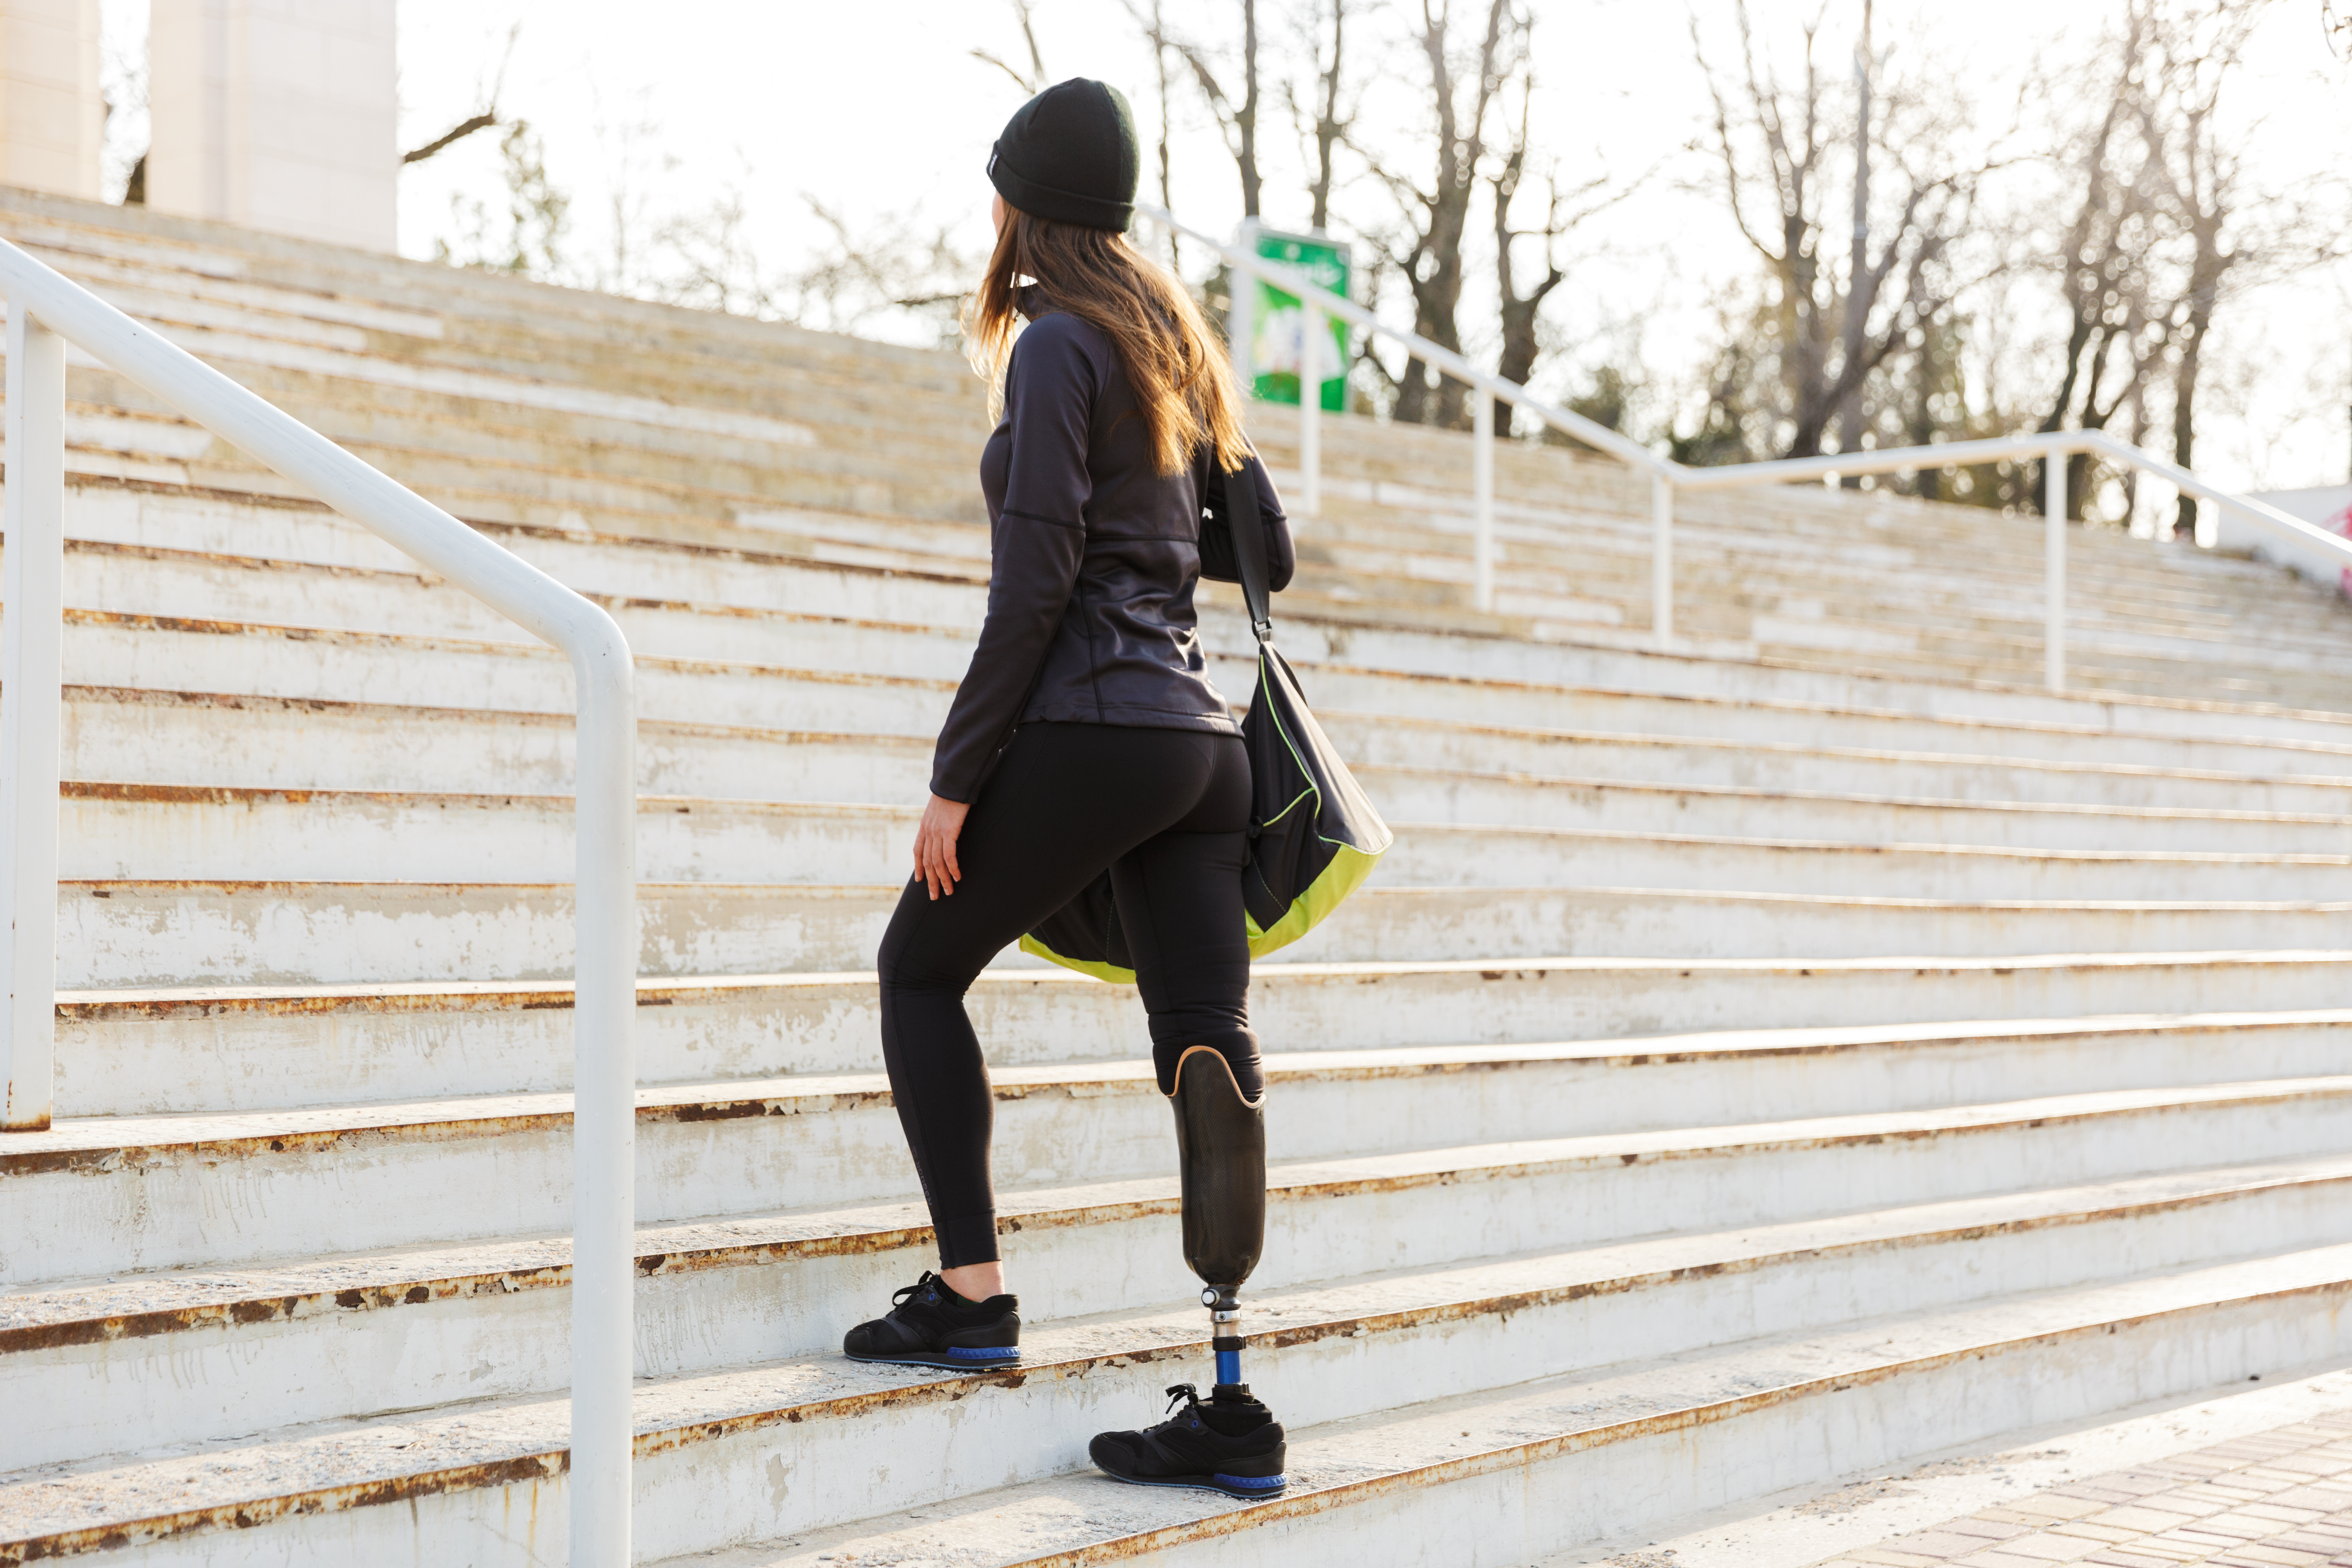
left=0, top=1452, right=564, bottom=1563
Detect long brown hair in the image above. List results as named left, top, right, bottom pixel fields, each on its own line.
left=966, top=207, right=1250, bottom=476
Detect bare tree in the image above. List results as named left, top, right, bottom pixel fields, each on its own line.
left=1358, top=0, right=1521, bottom=427
left=972, top=0, right=1051, bottom=95
left=2136, top=1, right=2276, bottom=535
left=1693, top=0, right=1985, bottom=460
left=402, top=23, right=521, bottom=167
left=1834, top=0, right=1874, bottom=472
left=1490, top=7, right=1630, bottom=396
left=1492, top=102, right=1567, bottom=389
left=1127, top=1, right=1265, bottom=218
left=1289, top=0, right=1362, bottom=230
left=1147, top=0, right=1180, bottom=269
left=2032, top=7, right=2164, bottom=519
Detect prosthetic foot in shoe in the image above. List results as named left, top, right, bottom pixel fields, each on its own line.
left=842, top=1271, right=1020, bottom=1370
left=1089, top=1381, right=1288, bottom=1499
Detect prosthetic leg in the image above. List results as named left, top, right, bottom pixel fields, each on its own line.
left=1086, top=1043, right=1285, bottom=1499
left=1167, top=1044, right=1267, bottom=1397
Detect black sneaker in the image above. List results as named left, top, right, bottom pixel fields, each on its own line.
left=842, top=1271, right=1021, bottom=1370
left=1089, top=1383, right=1288, bottom=1500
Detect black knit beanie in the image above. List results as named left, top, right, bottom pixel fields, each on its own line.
left=987, top=78, right=1140, bottom=232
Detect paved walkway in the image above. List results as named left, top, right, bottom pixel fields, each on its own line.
left=1812, top=1409, right=2352, bottom=1567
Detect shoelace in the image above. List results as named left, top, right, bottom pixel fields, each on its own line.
left=891, top=1271, right=943, bottom=1309
left=1155, top=1383, right=1205, bottom=1429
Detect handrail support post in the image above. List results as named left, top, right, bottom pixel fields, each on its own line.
left=569, top=646, right=638, bottom=1566
left=2045, top=445, right=2067, bottom=693
left=1228, top=219, right=1258, bottom=395
left=1652, top=472, right=1675, bottom=650
left=1, top=306, right=65, bottom=1133
left=1298, top=294, right=1321, bottom=520
left=1472, top=386, right=1495, bottom=613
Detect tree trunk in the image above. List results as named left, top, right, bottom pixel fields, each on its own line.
left=2171, top=290, right=2216, bottom=538
left=1150, top=0, right=1178, bottom=271
left=1308, top=0, right=1346, bottom=230
left=1237, top=0, right=1261, bottom=218
left=1835, top=0, right=1873, bottom=478
left=1392, top=0, right=1511, bottom=428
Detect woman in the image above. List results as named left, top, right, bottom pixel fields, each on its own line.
left=839, top=77, right=1295, bottom=1498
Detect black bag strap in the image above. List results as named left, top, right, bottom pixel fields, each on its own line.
left=1219, top=457, right=1275, bottom=645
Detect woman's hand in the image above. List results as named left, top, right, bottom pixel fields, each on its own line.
left=913, top=793, right=971, bottom=901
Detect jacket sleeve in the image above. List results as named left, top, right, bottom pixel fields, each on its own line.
left=1196, top=451, right=1295, bottom=592
left=928, top=317, right=1096, bottom=803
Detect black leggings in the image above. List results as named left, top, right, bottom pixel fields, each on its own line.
left=877, top=721, right=1259, bottom=1269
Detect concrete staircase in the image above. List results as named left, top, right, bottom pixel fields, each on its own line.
left=3, top=187, right=2352, bottom=1564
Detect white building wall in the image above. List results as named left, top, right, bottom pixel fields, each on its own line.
left=0, top=0, right=103, bottom=199
left=147, top=0, right=396, bottom=251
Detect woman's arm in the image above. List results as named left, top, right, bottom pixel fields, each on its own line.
left=1197, top=451, right=1295, bottom=591
left=927, top=315, right=1098, bottom=812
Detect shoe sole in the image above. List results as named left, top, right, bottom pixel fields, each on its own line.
left=1093, top=1462, right=1289, bottom=1501
left=843, top=1349, right=1022, bottom=1371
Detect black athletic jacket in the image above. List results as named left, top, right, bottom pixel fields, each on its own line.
left=928, top=299, right=1294, bottom=803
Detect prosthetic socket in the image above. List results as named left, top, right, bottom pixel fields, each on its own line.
left=1167, top=1045, right=1267, bottom=1394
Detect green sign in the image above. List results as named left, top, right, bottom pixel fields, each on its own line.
left=1252, top=228, right=1349, bottom=412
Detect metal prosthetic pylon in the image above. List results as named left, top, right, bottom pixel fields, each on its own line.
left=1205, top=1284, right=1246, bottom=1390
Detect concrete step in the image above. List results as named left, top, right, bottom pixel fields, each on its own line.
left=10, top=1070, right=2348, bottom=1288
left=1295, top=541, right=2352, bottom=675
left=1360, top=763, right=2352, bottom=853
left=49, top=947, right=2352, bottom=1111
left=53, top=1009, right=2352, bottom=1161
left=1296, top=492, right=2349, bottom=632
left=47, top=610, right=959, bottom=735
left=6, top=1152, right=2341, bottom=1477
left=652, top=1246, right=2352, bottom=1568
left=9, top=1236, right=2348, bottom=1563
left=45, top=871, right=2352, bottom=989
left=52, top=782, right=2352, bottom=900
left=1324, top=710, right=2352, bottom=815
left=58, top=687, right=938, bottom=802
left=58, top=683, right=2352, bottom=830
left=1374, top=820, right=2352, bottom=901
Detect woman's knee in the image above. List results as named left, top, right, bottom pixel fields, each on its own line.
left=876, top=889, right=988, bottom=999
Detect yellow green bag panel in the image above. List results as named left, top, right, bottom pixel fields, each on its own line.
left=1244, top=839, right=1382, bottom=959
left=1023, top=642, right=1390, bottom=984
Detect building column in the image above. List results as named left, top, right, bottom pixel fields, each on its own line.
left=147, top=0, right=397, bottom=251
left=0, top=0, right=104, bottom=199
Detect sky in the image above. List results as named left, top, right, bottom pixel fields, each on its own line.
left=94, top=1, right=2352, bottom=496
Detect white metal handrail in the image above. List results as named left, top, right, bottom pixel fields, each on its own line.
left=1140, top=203, right=2352, bottom=691
left=0, top=237, right=640, bottom=1567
